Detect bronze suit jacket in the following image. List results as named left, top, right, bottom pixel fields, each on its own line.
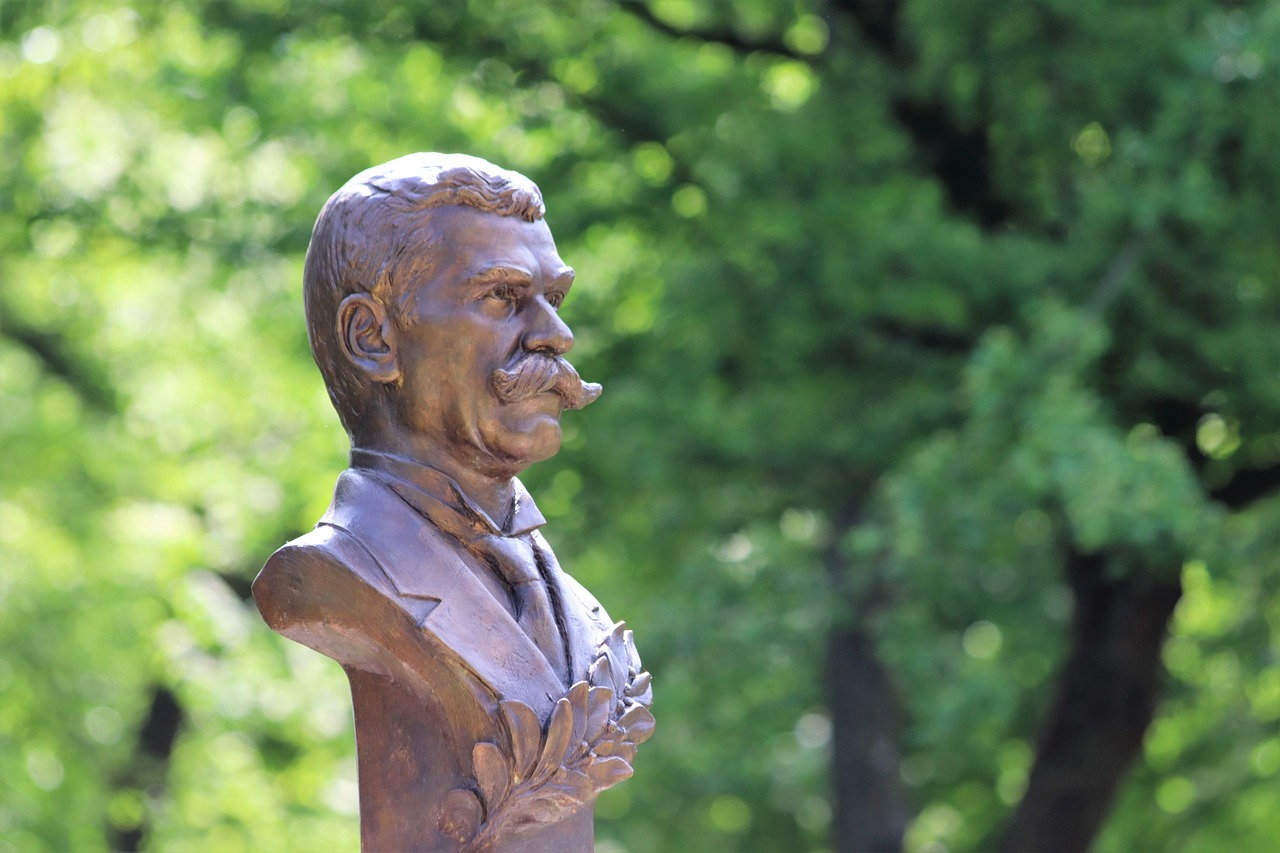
left=254, top=468, right=645, bottom=852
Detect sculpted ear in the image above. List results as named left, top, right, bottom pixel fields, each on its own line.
left=337, top=293, right=401, bottom=384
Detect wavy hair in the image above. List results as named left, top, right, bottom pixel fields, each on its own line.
left=302, top=153, right=546, bottom=436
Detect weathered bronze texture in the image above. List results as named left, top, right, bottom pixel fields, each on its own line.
left=253, top=154, right=653, bottom=851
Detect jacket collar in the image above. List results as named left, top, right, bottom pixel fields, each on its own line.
left=349, top=448, right=546, bottom=538
left=321, top=469, right=568, bottom=715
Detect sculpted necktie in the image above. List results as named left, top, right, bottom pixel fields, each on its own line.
left=473, top=532, right=569, bottom=685
left=378, top=472, right=570, bottom=685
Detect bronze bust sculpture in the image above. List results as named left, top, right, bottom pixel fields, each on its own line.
left=253, top=153, right=653, bottom=851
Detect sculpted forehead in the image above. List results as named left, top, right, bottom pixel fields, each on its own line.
left=413, top=205, right=571, bottom=294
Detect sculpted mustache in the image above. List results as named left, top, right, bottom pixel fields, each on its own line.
left=491, top=354, right=602, bottom=410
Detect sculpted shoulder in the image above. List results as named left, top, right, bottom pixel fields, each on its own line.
left=252, top=524, right=411, bottom=676
left=256, top=525, right=379, bottom=616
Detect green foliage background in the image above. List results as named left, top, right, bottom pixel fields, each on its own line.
left=2, top=1, right=1278, bottom=851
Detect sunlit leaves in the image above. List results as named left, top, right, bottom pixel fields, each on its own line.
left=2, top=1, right=1279, bottom=852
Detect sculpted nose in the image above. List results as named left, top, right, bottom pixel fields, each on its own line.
left=523, top=299, right=574, bottom=356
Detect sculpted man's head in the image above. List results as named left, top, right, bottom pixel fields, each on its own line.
left=303, top=153, right=600, bottom=483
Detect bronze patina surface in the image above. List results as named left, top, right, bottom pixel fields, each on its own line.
left=253, top=154, right=653, bottom=851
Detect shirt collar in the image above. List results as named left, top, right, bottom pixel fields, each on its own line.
left=349, top=448, right=546, bottom=537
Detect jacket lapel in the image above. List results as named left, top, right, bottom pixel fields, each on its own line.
left=532, top=530, right=614, bottom=683
left=321, top=470, right=565, bottom=717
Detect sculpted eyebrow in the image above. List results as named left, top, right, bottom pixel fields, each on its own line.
left=468, top=267, right=533, bottom=292
left=550, top=268, right=576, bottom=291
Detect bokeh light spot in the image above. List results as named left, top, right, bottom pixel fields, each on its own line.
left=962, top=621, right=1002, bottom=660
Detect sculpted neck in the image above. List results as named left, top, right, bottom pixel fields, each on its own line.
left=350, top=426, right=520, bottom=529
left=417, top=447, right=518, bottom=526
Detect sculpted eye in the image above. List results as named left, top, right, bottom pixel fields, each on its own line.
left=546, top=291, right=565, bottom=310
left=485, top=285, right=519, bottom=303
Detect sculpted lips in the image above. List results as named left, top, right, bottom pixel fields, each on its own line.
left=491, top=353, right=602, bottom=411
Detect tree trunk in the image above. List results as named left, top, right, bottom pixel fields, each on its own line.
left=824, top=515, right=910, bottom=853
left=107, top=684, right=185, bottom=851
left=999, top=549, right=1182, bottom=852
left=826, top=620, right=910, bottom=852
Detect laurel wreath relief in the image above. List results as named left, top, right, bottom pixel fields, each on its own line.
left=436, top=622, right=655, bottom=849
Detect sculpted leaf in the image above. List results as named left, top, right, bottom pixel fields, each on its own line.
left=623, top=628, right=641, bottom=676
left=534, top=697, right=574, bottom=782
left=586, top=686, right=614, bottom=737
left=588, top=640, right=624, bottom=696
left=500, top=700, right=542, bottom=781
left=567, top=681, right=591, bottom=752
left=609, top=647, right=629, bottom=694
left=625, top=671, right=652, bottom=707
left=472, top=741, right=511, bottom=807
left=509, top=797, right=564, bottom=827
left=588, top=652, right=611, bottom=686
left=608, top=620, right=627, bottom=648
left=558, top=767, right=593, bottom=791
left=437, top=788, right=483, bottom=845
left=618, top=705, right=655, bottom=744
left=538, top=787, right=585, bottom=810
left=592, top=740, right=637, bottom=764
left=595, top=624, right=628, bottom=678
left=540, top=768, right=593, bottom=806
left=468, top=632, right=654, bottom=847
left=589, top=653, right=619, bottom=700
left=585, top=756, right=634, bottom=790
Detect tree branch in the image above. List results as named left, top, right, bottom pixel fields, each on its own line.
left=1, top=314, right=118, bottom=413
left=1084, top=231, right=1150, bottom=316
left=827, top=0, right=902, bottom=60
left=892, top=98, right=1011, bottom=229
left=1134, top=396, right=1280, bottom=511
left=620, top=2, right=806, bottom=60
left=868, top=317, right=973, bottom=353
left=999, top=547, right=1181, bottom=852
left=1210, top=462, right=1280, bottom=510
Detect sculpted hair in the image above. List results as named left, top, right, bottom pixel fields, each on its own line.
left=303, top=153, right=546, bottom=435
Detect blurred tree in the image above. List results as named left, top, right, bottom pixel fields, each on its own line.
left=1, top=2, right=1278, bottom=852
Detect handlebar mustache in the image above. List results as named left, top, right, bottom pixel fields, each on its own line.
left=491, top=354, right=602, bottom=410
